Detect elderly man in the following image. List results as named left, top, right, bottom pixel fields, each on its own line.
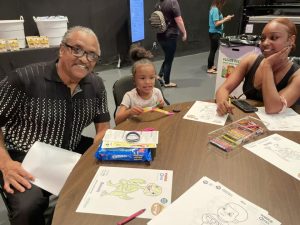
left=0, top=26, right=110, bottom=225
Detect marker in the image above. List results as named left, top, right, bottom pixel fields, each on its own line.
left=228, top=97, right=234, bottom=115
left=117, top=208, right=146, bottom=225
left=154, top=108, right=174, bottom=115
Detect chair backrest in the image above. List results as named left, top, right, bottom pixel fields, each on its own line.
left=0, top=185, right=11, bottom=215
left=112, top=75, right=170, bottom=118
left=290, top=56, right=300, bottom=66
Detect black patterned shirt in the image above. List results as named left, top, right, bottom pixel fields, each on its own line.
left=0, top=60, right=110, bottom=152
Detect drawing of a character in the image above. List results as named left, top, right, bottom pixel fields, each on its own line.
left=198, top=105, right=222, bottom=123
left=201, top=202, right=248, bottom=225
left=264, top=143, right=300, bottom=162
left=101, top=178, right=162, bottom=200
left=225, top=65, right=235, bottom=78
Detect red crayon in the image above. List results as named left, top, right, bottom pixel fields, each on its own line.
left=117, top=208, right=146, bottom=225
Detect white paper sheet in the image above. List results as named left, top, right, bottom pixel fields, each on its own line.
left=21, top=141, right=81, bottom=196
left=214, top=181, right=268, bottom=215
left=76, top=166, right=173, bottom=219
left=183, top=101, right=228, bottom=125
left=244, top=134, right=300, bottom=181
left=148, top=177, right=280, bottom=225
left=255, top=107, right=300, bottom=131
left=102, top=129, right=159, bottom=148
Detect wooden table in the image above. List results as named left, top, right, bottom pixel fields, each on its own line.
left=52, top=101, right=300, bottom=225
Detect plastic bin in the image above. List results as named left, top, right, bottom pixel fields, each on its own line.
left=33, top=16, right=68, bottom=46
left=215, top=35, right=261, bottom=98
left=208, top=116, right=265, bottom=153
left=0, top=16, right=25, bottom=48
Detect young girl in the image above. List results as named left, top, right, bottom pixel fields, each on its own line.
left=207, top=0, right=234, bottom=74
left=115, top=46, right=165, bottom=125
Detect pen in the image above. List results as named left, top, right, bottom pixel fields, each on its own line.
left=117, top=208, right=146, bottom=225
left=228, top=97, right=234, bottom=115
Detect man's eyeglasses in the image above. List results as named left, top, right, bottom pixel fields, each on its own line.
left=62, top=42, right=100, bottom=62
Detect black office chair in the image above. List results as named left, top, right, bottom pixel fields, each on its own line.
left=0, top=184, right=11, bottom=215
left=112, top=75, right=170, bottom=118
left=290, top=56, right=300, bottom=66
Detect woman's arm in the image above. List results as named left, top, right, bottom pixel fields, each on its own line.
left=261, top=46, right=300, bottom=113
left=215, top=15, right=234, bottom=27
left=174, top=16, right=187, bottom=41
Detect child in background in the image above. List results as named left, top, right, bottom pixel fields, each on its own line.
left=115, top=46, right=165, bottom=125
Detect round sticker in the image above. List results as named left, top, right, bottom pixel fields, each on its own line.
left=151, top=203, right=164, bottom=216
left=160, top=198, right=168, bottom=204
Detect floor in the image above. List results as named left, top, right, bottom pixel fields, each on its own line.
left=0, top=51, right=218, bottom=225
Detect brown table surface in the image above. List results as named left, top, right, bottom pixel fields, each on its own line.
left=52, top=101, right=300, bottom=225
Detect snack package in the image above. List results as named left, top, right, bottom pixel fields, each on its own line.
left=0, top=39, right=7, bottom=52
left=95, top=144, right=153, bottom=162
left=7, top=39, right=19, bottom=51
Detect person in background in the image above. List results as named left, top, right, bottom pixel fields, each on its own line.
left=115, top=46, right=165, bottom=125
left=216, top=18, right=300, bottom=116
left=156, top=0, right=187, bottom=88
left=0, top=26, right=110, bottom=225
left=207, top=0, right=234, bottom=74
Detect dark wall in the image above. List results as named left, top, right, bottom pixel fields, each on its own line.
left=0, top=0, right=243, bottom=65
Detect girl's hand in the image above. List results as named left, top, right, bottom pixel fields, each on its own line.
left=225, top=15, right=234, bottom=22
left=157, top=99, right=165, bottom=108
left=130, top=106, right=144, bottom=116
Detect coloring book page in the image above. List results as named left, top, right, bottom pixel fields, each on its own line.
left=148, top=177, right=280, bottom=225
left=244, top=133, right=300, bottom=181
left=183, top=101, right=228, bottom=126
left=255, top=107, right=300, bottom=131
left=76, top=166, right=173, bottom=219
left=214, top=182, right=268, bottom=216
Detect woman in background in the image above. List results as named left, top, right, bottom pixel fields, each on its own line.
left=156, top=0, right=187, bottom=87
left=216, top=18, right=300, bottom=115
left=207, top=0, right=233, bottom=74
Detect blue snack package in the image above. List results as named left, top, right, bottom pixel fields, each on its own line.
left=95, top=143, right=153, bottom=162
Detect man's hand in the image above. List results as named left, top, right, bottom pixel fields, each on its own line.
left=2, top=160, right=34, bottom=194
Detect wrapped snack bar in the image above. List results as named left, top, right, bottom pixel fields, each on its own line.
left=95, top=143, right=153, bottom=162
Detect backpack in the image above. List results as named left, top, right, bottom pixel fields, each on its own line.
left=149, top=6, right=167, bottom=33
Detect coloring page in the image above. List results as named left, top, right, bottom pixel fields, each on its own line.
left=214, top=182, right=268, bottom=216
left=255, top=107, right=300, bottom=131
left=183, top=101, right=228, bottom=125
left=244, top=134, right=300, bottom=181
left=148, top=177, right=281, bottom=225
left=76, top=166, right=173, bottom=218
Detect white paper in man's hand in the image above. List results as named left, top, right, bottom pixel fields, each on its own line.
left=22, top=141, right=81, bottom=196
